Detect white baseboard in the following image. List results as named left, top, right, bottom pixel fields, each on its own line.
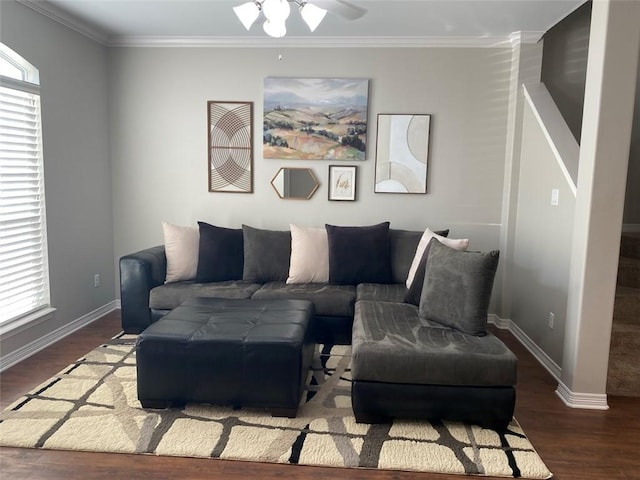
left=490, top=315, right=611, bottom=410
left=488, top=314, right=511, bottom=330
left=622, top=223, right=640, bottom=233
left=0, top=300, right=118, bottom=372
left=556, top=381, right=609, bottom=410
left=489, top=314, right=562, bottom=381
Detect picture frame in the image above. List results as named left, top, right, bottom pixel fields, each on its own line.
left=328, top=165, right=357, bottom=201
left=263, top=77, right=369, bottom=161
left=374, top=113, right=431, bottom=194
left=208, top=101, right=253, bottom=193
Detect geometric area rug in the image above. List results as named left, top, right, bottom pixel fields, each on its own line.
left=0, top=333, right=552, bottom=479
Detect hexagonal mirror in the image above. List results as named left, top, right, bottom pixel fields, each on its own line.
left=271, top=168, right=319, bottom=200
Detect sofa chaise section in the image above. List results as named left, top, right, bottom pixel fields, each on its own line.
left=352, top=300, right=517, bottom=430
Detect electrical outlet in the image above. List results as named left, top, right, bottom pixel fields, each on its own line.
left=548, top=312, right=555, bottom=329
left=94, top=274, right=100, bottom=288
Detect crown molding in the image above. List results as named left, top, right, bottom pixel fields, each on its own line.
left=510, top=31, right=545, bottom=46
left=108, top=35, right=523, bottom=49
left=16, top=1, right=544, bottom=50
left=17, top=0, right=110, bottom=45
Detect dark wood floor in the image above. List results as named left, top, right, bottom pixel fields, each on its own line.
left=1, top=310, right=638, bottom=479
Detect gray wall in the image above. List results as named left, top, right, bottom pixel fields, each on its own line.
left=109, top=46, right=513, bottom=281
left=0, top=1, right=115, bottom=356
left=541, top=1, right=640, bottom=227
left=511, top=98, right=575, bottom=366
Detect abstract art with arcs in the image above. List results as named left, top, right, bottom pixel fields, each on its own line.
left=208, top=101, right=254, bottom=193
left=375, top=114, right=431, bottom=194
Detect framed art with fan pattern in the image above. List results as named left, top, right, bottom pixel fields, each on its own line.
left=208, top=101, right=253, bottom=193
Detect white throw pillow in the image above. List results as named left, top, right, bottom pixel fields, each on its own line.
left=162, top=221, right=199, bottom=283
left=406, top=227, right=469, bottom=288
left=286, top=224, right=329, bottom=284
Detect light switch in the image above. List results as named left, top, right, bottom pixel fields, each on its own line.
left=551, top=189, right=559, bottom=206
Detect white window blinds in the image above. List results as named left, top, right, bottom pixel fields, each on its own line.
left=0, top=80, right=50, bottom=325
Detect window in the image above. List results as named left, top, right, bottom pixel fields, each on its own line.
left=0, top=43, right=51, bottom=328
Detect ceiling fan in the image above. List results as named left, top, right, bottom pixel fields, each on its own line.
left=233, top=0, right=367, bottom=38
left=312, top=0, right=367, bottom=21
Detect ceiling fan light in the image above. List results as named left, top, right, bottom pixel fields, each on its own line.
left=300, top=3, right=327, bottom=32
left=263, top=19, right=287, bottom=38
left=233, top=2, right=260, bottom=30
left=262, top=0, right=291, bottom=23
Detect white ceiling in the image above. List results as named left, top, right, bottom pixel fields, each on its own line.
left=20, top=0, right=587, bottom=46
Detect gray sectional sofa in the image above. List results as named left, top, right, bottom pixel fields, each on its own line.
left=120, top=223, right=432, bottom=343
left=119, top=222, right=517, bottom=430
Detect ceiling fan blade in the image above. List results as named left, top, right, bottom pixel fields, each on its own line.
left=312, top=0, right=367, bottom=21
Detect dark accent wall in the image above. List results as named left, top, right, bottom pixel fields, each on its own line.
left=541, top=1, right=591, bottom=143
left=542, top=0, right=640, bottom=225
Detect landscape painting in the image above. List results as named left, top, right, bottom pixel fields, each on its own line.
left=263, top=77, right=369, bottom=160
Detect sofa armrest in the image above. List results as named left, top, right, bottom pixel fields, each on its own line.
left=119, top=245, right=166, bottom=333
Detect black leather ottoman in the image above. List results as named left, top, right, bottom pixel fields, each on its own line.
left=136, top=297, right=315, bottom=417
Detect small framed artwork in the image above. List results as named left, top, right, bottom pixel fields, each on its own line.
left=328, top=165, right=357, bottom=201
left=208, top=101, right=253, bottom=193
left=375, top=113, right=431, bottom=194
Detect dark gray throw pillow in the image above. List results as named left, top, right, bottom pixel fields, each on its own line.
left=242, top=225, right=291, bottom=283
left=326, top=222, right=392, bottom=285
left=418, top=239, right=499, bottom=336
left=195, top=222, right=244, bottom=283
